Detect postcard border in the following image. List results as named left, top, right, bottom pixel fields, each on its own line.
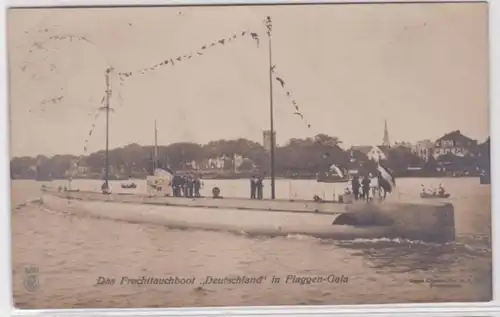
left=1, top=0, right=499, bottom=316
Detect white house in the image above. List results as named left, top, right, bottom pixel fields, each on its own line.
left=412, top=140, right=434, bottom=160
left=207, top=157, right=225, bottom=169
left=433, top=130, right=477, bottom=158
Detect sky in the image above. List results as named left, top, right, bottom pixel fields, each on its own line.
left=7, top=2, right=490, bottom=157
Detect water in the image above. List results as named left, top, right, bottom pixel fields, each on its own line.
left=11, top=178, right=492, bottom=309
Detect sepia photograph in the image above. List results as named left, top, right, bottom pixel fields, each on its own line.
left=8, top=2, right=492, bottom=309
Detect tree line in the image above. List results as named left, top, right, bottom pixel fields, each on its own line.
left=10, top=134, right=489, bottom=180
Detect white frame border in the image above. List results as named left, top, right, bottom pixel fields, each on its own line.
left=1, top=0, right=498, bottom=316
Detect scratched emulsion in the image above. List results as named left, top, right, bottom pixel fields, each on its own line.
left=8, top=2, right=491, bottom=309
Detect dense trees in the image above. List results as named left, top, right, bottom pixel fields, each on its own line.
left=385, top=146, right=425, bottom=174
left=275, top=134, right=348, bottom=174
left=11, top=134, right=488, bottom=179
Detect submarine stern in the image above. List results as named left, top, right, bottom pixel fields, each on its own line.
left=332, top=201, right=455, bottom=243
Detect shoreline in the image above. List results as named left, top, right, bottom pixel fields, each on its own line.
left=11, top=175, right=483, bottom=181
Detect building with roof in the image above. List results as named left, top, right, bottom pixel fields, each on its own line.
left=433, top=130, right=477, bottom=158
left=412, top=139, right=434, bottom=161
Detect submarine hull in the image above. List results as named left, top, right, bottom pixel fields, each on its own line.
left=39, top=191, right=455, bottom=243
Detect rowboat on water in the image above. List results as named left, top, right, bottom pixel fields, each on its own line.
left=420, top=192, right=451, bottom=199
left=316, top=164, right=349, bottom=183
left=316, top=174, right=349, bottom=183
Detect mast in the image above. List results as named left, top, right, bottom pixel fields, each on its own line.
left=164, top=154, right=169, bottom=169
left=265, top=16, right=276, bottom=200
left=153, top=120, right=158, bottom=171
left=103, top=67, right=112, bottom=190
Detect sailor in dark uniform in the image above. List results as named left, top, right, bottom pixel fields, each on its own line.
left=194, top=175, right=202, bottom=197
left=361, top=175, right=371, bottom=201
left=182, top=175, right=189, bottom=197
left=172, top=175, right=181, bottom=197
left=351, top=176, right=360, bottom=200
left=250, top=176, right=257, bottom=199
left=185, top=175, right=191, bottom=198
left=256, top=176, right=264, bottom=200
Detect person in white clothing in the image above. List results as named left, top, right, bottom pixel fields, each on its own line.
left=438, top=183, right=446, bottom=196
left=370, top=173, right=379, bottom=198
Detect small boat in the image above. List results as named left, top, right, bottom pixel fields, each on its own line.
left=316, top=175, right=349, bottom=183
left=316, top=165, right=348, bottom=183
left=420, top=192, right=450, bottom=199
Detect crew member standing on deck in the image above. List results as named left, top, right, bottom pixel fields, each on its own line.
left=178, top=175, right=184, bottom=197
left=183, top=175, right=189, bottom=198
left=172, top=175, right=179, bottom=197
left=361, top=175, right=371, bottom=201
left=256, top=176, right=264, bottom=200
left=194, top=175, right=202, bottom=197
left=370, top=173, right=379, bottom=199
left=187, top=174, right=194, bottom=198
left=351, top=175, right=360, bottom=200
left=438, top=183, right=446, bottom=196
left=185, top=174, right=190, bottom=197
left=358, top=176, right=365, bottom=200
left=250, top=176, right=257, bottom=199
left=378, top=171, right=387, bottom=199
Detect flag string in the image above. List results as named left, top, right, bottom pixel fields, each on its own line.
left=80, top=92, right=109, bottom=155
left=271, top=66, right=312, bottom=130
left=271, top=65, right=344, bottom=161
left=116, top=30, right=260, bottom=81
left=78, top=28, right=261, bottom=162
left=25, top=27, right=266, bottom=167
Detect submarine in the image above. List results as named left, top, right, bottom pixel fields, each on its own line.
left=39, top=188, right=455, bottom=243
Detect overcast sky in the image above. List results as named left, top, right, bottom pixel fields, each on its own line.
left=7, top=2, right=489, bottom=157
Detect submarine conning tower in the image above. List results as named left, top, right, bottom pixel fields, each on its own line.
left=332, top=201, right=456, bottom=243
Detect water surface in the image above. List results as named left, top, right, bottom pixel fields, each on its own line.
left=11, top=177, right=492, bottom=308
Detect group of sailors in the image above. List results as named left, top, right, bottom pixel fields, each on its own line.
left=171, top=174, right=203, bottom=198
left=249, top=176, right=265, bottom=200
left=347, top=172, right=392, bottom=201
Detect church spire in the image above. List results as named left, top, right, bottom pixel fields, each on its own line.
left=382, top=119, right=390, bottom=146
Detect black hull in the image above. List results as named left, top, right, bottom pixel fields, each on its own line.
left=420, top=193, right=451, bottom=199
left=480, top=174, right=491, bottom=185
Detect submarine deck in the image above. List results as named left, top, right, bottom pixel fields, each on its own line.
left=43, top=189, right=351, bottom=214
